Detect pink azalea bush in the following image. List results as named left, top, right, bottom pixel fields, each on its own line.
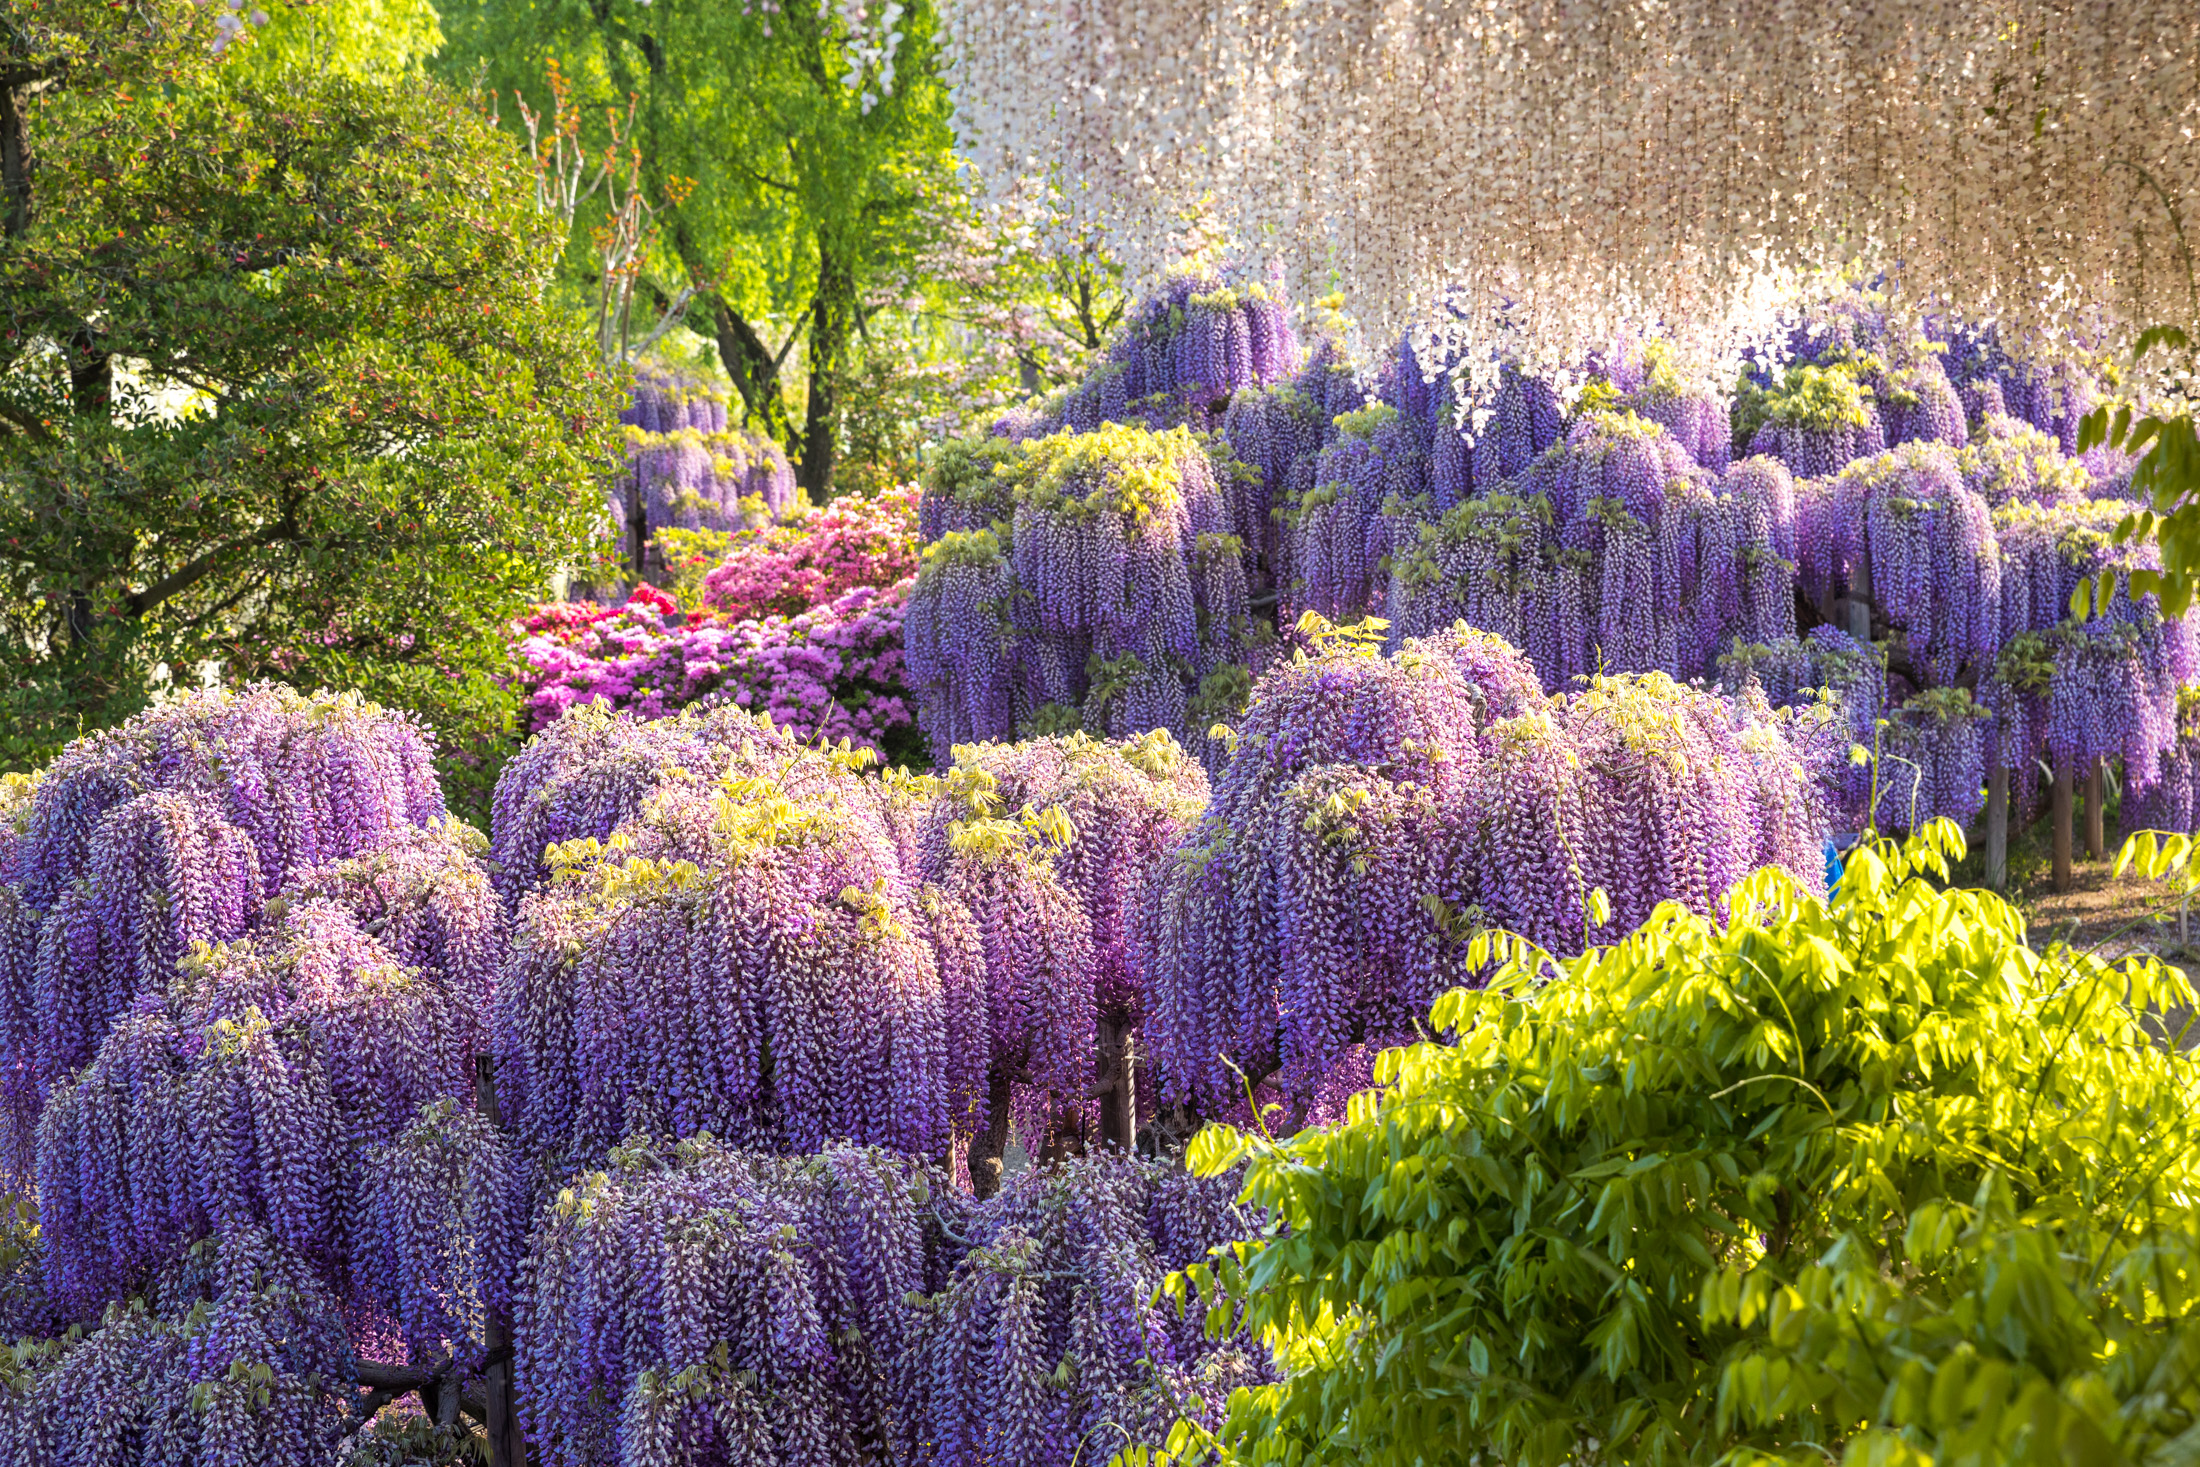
left=700, top=484, right=921, bottom=622
left=510, top=579, right=918, bottom=757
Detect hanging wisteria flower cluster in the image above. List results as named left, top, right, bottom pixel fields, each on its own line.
left=0, top=691, right=521, bottom=1462
left=0, top=686, right=447, bottom=1174
left=944, top=0, right=2199, bottom=382
left=515, top=1138, right=1264, bottom=1467
left=903, top=422, right=1258, bottom=758
left=614, top=368, right=799, bottom=577
left=914, top=260, right=2200, bottom=841
left=488, top=709, right=1208, bottom=1181
left=1035, top=256, right=1300, bottom=436
left=1142, top=622, right=1830, bottom=1118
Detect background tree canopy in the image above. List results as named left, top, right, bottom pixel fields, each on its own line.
left=435, top=0, right=959, bottom=499
left=0, top=1, right=620, bottom=805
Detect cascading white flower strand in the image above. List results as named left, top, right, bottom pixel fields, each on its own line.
left=942, top=0, right=2200, bottom=377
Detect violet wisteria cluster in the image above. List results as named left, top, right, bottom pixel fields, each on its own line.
left=613, top=368, right=799, bottom=578
left=489, top=709, right=1211, bottom=1187
left=34, top=896, right=493, bottom=1331
left=1141, top=623, right=1830, bottom=1120
left=515, top=1137, right=1266, bottom=1467
left=1383, top=409, right=1796, bottom=686
left=903, top=423, right=1258, bottom=760
left=0, top=686, right=446, bottom=1173
left=1038, top=257, right=1300, bottom=437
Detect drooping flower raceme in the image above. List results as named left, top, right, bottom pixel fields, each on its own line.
left=34, top=895, right=496, bottom=1351
left=905, top=424, right=1255, bottom=760
left=0, top=686, right=446, bottom=1168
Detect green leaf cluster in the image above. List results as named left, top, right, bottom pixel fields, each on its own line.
left=2076, top=334, right=2200, bottom=620
left=1143, top=825, right=2200, bottom=1467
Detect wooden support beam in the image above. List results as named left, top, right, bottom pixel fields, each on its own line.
left=2053, top=755, right=2075, bottom=892
left=1985, top=763, right=2008, bottom=891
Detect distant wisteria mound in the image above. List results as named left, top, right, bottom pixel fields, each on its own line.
left=1143, top=624, right=1831, bottom=1118
left=614, top=368, right=799, bottom=578
left=904, top=423, right=1260, bottom=759
left=1038, top=257, right=1300, bottom=436
left=1384, top=414, right=1798, bottom=685
left=515, top=1138, right=1266, bottom=1467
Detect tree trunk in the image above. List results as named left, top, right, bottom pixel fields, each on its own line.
left=1, top=77, right=31, bottom=240
left=797, top=247, right=856, bottom=502
left=473, top=1056, right=528, bottom=1467
left=2084, top=759, right=2106, bottom=860
left=1985, top=762, right=2008, bottom=892
left=702, top=290, right=795, bottom=448
left=967, top=1070, right=1014, bottom=1201
left=1845, top=556, right=1873, bottom=646
left=1096, top=1016, right=1136, bottom=1152
left=2053, top=754, right=2075, bottom=892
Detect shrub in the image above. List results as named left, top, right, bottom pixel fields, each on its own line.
left=1149, top=824, right=2200, bottom=1467
left=701, top=484, right=922, bottom=621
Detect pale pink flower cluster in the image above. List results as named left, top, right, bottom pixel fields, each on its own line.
left=700, top=485, right=921, bottom=622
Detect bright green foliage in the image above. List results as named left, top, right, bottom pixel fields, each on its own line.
left=0, top=39, right=621, bottom=805
left=1141, top=824, right=2200, bottom=1467
left=437, top=0, right=958, bottom=498
left=2077, top=326, right=2200, bottom=621
left=234, top=0, right=445, bottom=84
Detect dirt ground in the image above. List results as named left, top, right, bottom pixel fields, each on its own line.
left=2005, top=852, right=2200, bottom=1047
left=2016, top=856, right=2193, bottom=954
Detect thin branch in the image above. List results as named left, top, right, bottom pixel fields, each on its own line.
left=126, top=512, right=299, bottom=618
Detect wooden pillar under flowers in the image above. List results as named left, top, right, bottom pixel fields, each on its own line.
left=1985, top=763, right=2009, bottom=891
left=2053, top=754, right=2075, bottom=892
left=2085, top=759, right=2107, bottom=860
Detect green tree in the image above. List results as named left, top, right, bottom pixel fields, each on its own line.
left=1144, top=826, right=2200, bottom=1467
left=438, top=0, right=959, bottom=499
left=236, top=0, right=445, bottom=85
left=0, top=3, right=621, bottom=809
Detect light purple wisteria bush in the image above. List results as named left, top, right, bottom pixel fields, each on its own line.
left=903, top=423, right=1259, bottom=760
left=612, top=368, right=798, bottom=579
left=0, top=686, right=448, bottom=1176
left=1142, top=621, right=1831, bottom=1120
left=514, top=1138, right=1265, bottom=1467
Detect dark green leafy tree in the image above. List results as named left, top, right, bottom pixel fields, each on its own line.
left=0, top=4, right=620, bottom=806
left=439, top=0, right=958, bottom=499
left=1141, top=824, right=2200, bottom=1467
